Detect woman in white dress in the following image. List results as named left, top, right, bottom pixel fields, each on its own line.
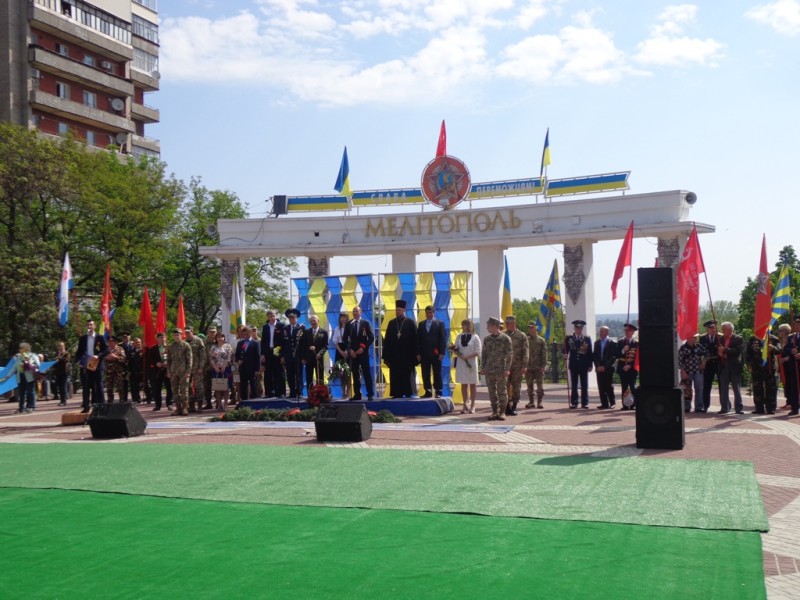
left=451, top=319, right=481, bottom=414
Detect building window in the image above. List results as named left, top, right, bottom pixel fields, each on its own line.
left=83, top=54, right=95, bottom=67
left=132, top=15, right=159, bottom=44
left=101, top=60, right=115, bottom=74
left=132, top=48, right=159, bottom=76
left=69, top=0, right=132, bottom=45
left=56, top=43, right=68, bottom=57
left=58, top=122, right=69, bottom=136
left=30, top=32, right=38, bottom=45
left=56, top=81, right=69, bottom=99
left=86, top=131, right=96, bottom=146
left=133, top=0, right=158, bottom=11
left=83, top=91, right=96, bottom=108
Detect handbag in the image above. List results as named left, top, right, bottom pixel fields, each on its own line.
left=211, top=378, right=228, bottom=391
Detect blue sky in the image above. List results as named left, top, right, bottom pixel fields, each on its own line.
left=150, top=0, right=800, bottom=316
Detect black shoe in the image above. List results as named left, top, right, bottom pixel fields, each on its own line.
left=751, top=410, right=764, bottom=415
left=507, top=409, right=518, bottom=416
left=421, top=392, right=433, bottom=399
left=80, top=408, right=89, bottom=413
left=789, top=410, right=799, bottom=416
left=609, top=403, right=616, bottom=409
left=717, top=410, right=729, bottom=414
left=350, top=395, right=362, bottom=401
left=58, top=402, right=66, bottom=407
left=569, top=404, right=578, bottom=409
left=596, top=405, right=608, bottom=410
left=767, top=410, right=776, bottom=414
left=153, top=406, right=161, bottom=411
left=434, top=392, right=442, bottom=398
left=582, top=405, right=589, bottom=409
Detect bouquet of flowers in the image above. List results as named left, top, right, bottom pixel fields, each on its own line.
left=328, top=360, right=351, bottom=382
left=308, top=384, right=332, bottom=407
left=448, top=343, right=472, bottom=370
left=273, top=346, right=282, bottom=357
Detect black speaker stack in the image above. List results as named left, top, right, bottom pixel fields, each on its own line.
left=635, top=268, right=684, bottom=450
left=314, top=403, right=373, bottom=442
left=87, top=403, right=147, bottom=439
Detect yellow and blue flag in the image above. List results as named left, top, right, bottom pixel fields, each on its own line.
left=770, top=261, right=791, bottom=326
left=539, top=128, right=551, bottom=178
left=334, top=146, right=351, bottom=197
left=536, top=259, right=562, bottom=343
left=501, top=256, right=513, bottom=318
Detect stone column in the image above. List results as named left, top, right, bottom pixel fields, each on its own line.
left=657, top=237, right=683, bottom=269
left=563, top=242, right=597, bottom=339
left=477, top=246, right=505, bottom=328
left=391, top=251, right=417, bottom=274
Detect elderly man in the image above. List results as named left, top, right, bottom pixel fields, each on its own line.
left=698, top=320, right=720, bottom=412
left=525, top=322, right=548, bottom=409
left=678, top=333, right=707, bottom=413
left=503, top=315, right=529, bottom=416
left=563, top=320, right=593, bottom=409
left=616, top=323, right=639, bottom=410
left=480, top=316, right=512, bottom=421
left=301, top=314, right=329, bottom=392
left=717, top=321, right=744, bottom=414
left=593, top=326, right=617, bottom=410
left=261, top=310, right=286, bottom=398
left=344, top=305, right=375, bottom=401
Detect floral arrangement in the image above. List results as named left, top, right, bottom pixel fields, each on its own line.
left=328, top=360, right=351, bottom=381
left=448, top=343, right=473, bottom=370
left=308, top=384, right=332, bottom=407
left=211, top=406, right=401, bottom=423
left=273, top=346, right=282, bottom=357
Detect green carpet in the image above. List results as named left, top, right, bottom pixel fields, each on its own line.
left=0, top=488, right=765, bottom=600
left=0, top=444, right=767, bottom=531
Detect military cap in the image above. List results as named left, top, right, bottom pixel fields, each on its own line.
left=120, top=331, right=131, bottom=336
left=527, top=321, right=537, bottom=327
left=172, top=328, right=183, bottom=334
left=703, top=320, right=717, bottom=328
left=572, top=320, right=586, bottom=327
left=486, top=317, right=502, bottom=327
left=624, top=323, right=638, bottom=331
left=504, top=315, right=516, bottom=322
left=110, top=335, right=121, bottom=342
left=184, top=326, right=193, bottom=332
left=395, top=299, right=407, bottom=309
left=285, top=308, right=300, bottom=318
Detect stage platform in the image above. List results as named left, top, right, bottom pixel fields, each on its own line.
left=239, top=397, right=455, bottom=416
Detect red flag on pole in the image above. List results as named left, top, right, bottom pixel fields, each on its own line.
left=176, top=294, right=186, bottom=339
left=611, top=221, right=634, bottom=301
left=676, top=225, right=706, bottom=340
left=100, top=264, right=113, bottom=335
left=754, top=234, right=772, bottom=339
left=156, top=286, right=167, bottom=334
left=436, top=120, right=447, bottom=157
left=138, top=286, right=156, bottom=348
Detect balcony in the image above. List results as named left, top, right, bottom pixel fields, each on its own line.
left=29, top=47, right=134, bottom=96
left=30, top=89, right=135, bottom=132
left=30, top=4, right=133, bottom=61
left=131, top=134, right=160, bottom=155
left=130, top=67, right=159, bottom=92
left=131, top=101, right=159, bottom=124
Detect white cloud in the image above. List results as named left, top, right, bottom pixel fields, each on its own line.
left=633, top=4, right=724, bottom=66
left=746, top=0, right=800, bottom=35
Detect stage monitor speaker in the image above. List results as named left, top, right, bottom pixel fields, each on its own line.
left=315, top=403, right=372, bottom=442
left=87, top=402, right=147, bottom=439
left=272, top=195, right=288, bottom=216
left=638, top=267, right=676, bottom=328
left=635, top=387, right=684, bottom=450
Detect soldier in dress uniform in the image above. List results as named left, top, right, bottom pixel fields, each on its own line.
left=104, top=336, right=127, bottom=403
left=382, top=299, right=418, bottom=398
left=480, top=316, right=512, bottom=420
left=525, top=321, right=548, bottom=409
left=300, top=314, right=329, bottom=390
left=185, top=326, right=207, bottom=413
left=616, top=323, right=639, bottom=410
left=503, top=315, right=529, bottom=416
left=166, top=328, right=193, bottom=416
left=281, top=308, right=305, bottom=398
left=563, top=320, right=593, bottom=409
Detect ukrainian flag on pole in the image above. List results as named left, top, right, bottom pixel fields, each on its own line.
left=334, top=146, right=351, bottom=197
left=539, top=128, right=551, bottom=179
left=763, top=261, right=791, bottom=363
left=501, top=256, right=513, bottom=318
left=536, top=259, right=563, bottom=343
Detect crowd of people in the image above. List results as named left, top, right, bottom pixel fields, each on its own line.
left=5, top=307, right=799, bottom=419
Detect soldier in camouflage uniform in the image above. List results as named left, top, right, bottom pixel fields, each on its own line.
left=104, top=336, right=127, bottom=403
left=525, top=321, right=548, bottom=409
left=166, top=328, right=193, bottom=416
left=504, top=316, right=529, bottom=416
left=480, top=317, right=512, bottom=421
left=203, top=326, right=217, bottom=409
left=185, top=326, right=207, bottom=413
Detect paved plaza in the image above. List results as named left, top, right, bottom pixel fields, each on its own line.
left=3, top=383, right=800, bottom=599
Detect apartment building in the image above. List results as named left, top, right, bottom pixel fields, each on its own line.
left=0, top=0, right=160, bottom=158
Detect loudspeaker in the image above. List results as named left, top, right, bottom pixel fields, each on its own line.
left=87, top=403, right=147, bottom=439
left=635, top=387, right=684, bottom=450
left=272, top=195, right=288, bottom=216
left=314, top=403, right=372, bottom=442
left=638, top=267, right=678, bottom=388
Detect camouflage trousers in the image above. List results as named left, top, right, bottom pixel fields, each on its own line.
left=189, top=370, right=205, bottom=410
left=170, top=374, right=190, bottom=414
left=506, top=370, right=524, bottom=408
left=485, top=372, right=509, bottom=415
left=526, top=369, right=545, bottom=404
left=105, top=370, right=125, bottom=402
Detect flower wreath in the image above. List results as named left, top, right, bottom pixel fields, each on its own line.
left=308, top=384, right=332, bottom=407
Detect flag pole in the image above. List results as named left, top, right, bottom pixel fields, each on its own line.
left=694, top=222, right=716, bottom=323
left=562, top=309, right=570, bottom=407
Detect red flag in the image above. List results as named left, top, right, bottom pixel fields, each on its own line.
left=138, top=286, right=157, bottom=348
left=176, top=294, right=186, bottom=339
left=436, top=120, right=447, bottom=157
left=156, top=286, right=167, bottom=334
left=676, top=225, right=706, bottom=340
left=100, top=264, right=113, bottom=335
left=754, top=234, right=772, bottom=339
left=611, top=221, right=634, bottom=301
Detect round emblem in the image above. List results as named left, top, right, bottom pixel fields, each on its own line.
left=420, top=155, right=471, bottom=210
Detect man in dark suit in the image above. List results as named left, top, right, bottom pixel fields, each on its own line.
left=343, top=305, right=375, bottom=401
left=74, top=319, right=109, bottom=413
left=717, top=321, right=744, bottom=414
left=593, top=325, right=618, bottom=409
left=383, top=299, right=417, bottom=398
left=260, top=309, right=286, bottom=397
left=563, top=319, right=593, bottom=408
left=300, top=314, right=329, bottom=392
left=235, top=325, right=261, bottom=400
left=416, top=305, right=447, bottom=398
left=616, top=323, right=639, bottom=410
left=698, top=320, right=720, bottom=412
left=281, top=308, right=305, bottom=398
